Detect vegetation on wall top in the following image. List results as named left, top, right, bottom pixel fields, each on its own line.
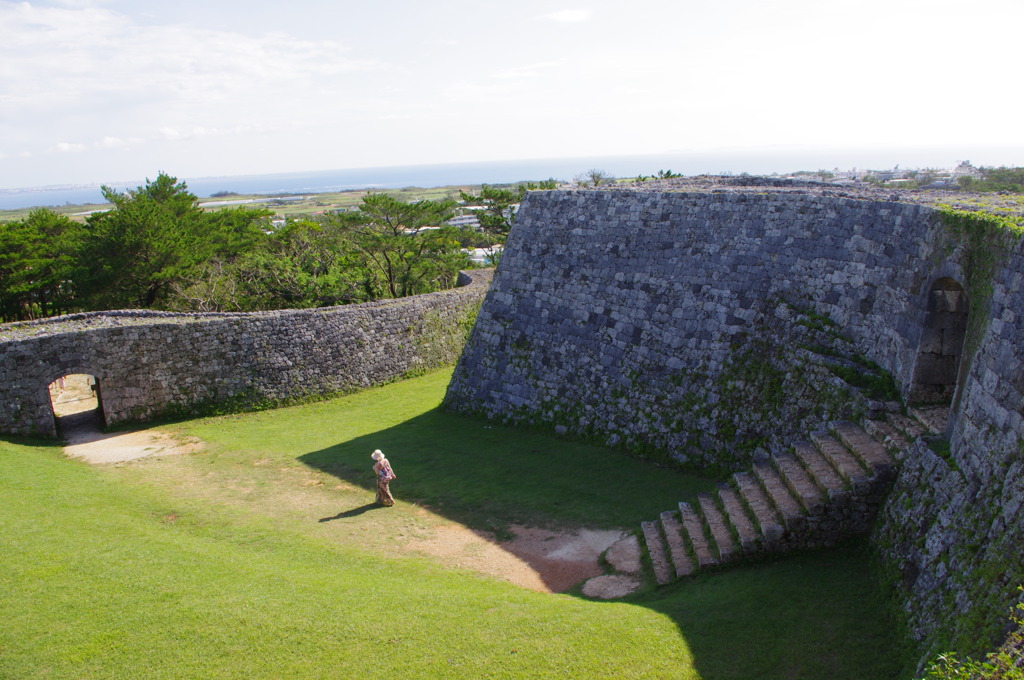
left=935, top=206, right=1024, bottom=386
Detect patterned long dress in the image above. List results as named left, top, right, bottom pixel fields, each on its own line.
left=375, top=460, right=396, bottom=506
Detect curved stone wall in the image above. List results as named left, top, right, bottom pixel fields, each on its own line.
left=0, top=269, right=491, bottom=438
left=444, top=189, right=1023, bottom=660
left=446, top=190, right=945, bottom=463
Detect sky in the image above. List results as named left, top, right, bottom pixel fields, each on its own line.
left=2, top=0, right=1023, bottom=189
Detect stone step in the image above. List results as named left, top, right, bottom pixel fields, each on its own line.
left=863, top=418, right=912, bottom=456
left=604, top=535, right=642, bottom=575
left=887, top=412, right=927, bottom=442
left=772, top=452, right=825, bottom=515
left=698, top=493, right=737, bottom=563
left=733, top=471, right=785, bottom=544
left=718, top=486, right=759, bottom=553
left=753, top=461, right=805, bottom=530
left=634, top=414, right=917, bottom=590
left=641, top=521, right=673, bottom=585
left=679, top=502, right=717, bottom=568
left=793, top=440, right=848, bottom=501
left=910, top=406, right=950, bottom=435
left=660, top=510, right=696, bottom=578
left=675, top=499, right=716, bottom=569
left=834, top=421, right=897, bottom=478
left=810, top=431, right=871, bottom=491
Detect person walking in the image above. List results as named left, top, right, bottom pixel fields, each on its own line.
left=371, top=449, right=397, bottom=507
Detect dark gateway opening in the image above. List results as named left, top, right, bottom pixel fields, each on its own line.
left=910, top=277, right=969, bottom=405
left=48, top=373, right=105, bottom=437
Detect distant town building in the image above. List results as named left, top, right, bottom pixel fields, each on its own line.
left=464, top=247, right=501, bottom=265
left=447, top=214, right=480, bottom=229
left=951, top=161, right=982, bottom=179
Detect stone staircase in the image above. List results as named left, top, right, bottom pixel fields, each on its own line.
left=632, top=407, right=949, bottom=589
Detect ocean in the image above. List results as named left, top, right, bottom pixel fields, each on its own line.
left=0, top=149, right=998, bottom=211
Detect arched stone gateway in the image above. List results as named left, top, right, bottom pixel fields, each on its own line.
left=909, top=277, right=969, bottom=406
left=48, top=373, right=105, bottom=436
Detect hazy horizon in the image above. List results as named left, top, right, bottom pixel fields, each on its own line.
left=3, top=146, right=1022, bottom=195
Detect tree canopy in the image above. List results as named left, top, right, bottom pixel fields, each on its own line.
left=958, top=167, right=1024, bottom=192
left=80, top=174, right=243, bottom=308
left=0, top=173, right=479, bottom=322
left=458, top=180, right=555, bottom=264
left=0, top=209, right=84, bottom=321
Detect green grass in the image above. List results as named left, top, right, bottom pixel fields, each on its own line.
left=643, top=545, right=913, bottom=679
left=0, top=368, right=913, bottom=679
left=1, top=438, right=690, bottom=679
left=167, top=368, right=719, bottom=533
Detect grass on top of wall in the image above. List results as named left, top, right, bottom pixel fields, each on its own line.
left=1, top=368, right=913, bottom=679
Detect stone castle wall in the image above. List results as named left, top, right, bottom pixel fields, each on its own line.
left=0, top=269, right=491, bottom=438
left=876, top=244, right=1024, bottom=657
left=446, top=190, right=940, bottom=465
left=444, top=189, right=1023, bottom=659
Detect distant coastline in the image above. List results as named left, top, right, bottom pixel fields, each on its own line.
left=2, top=148, right=1018, bottom=211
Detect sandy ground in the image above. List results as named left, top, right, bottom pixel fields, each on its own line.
left=404, top=523, right=625, bottom=593
left=60, top=412, right=203, bottom=464
left=49, top=374, right=100, bottom=417
left=51, top=374, right=202, bottom=464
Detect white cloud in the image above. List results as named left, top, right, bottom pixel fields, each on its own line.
left=491, top=61, right=563, bottom=80
left=50, top=142, right=87, bottom=154
left=96, top=136, right=144, bottom=149
left=540, top=9, right=593, bottom=23
left=157, top=127, right=183, bottom=142
left=156, top=123, right=284, bottom=144
left=0, top=2, right=381, bottom=148
left=51, top=0, right=111, bottom=7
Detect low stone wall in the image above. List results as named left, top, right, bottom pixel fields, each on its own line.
left=0, top=269, right=492, bottom=438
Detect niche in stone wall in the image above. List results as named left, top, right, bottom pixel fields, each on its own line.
left=48, top=374, right=105, bottom=435
left=909, top=278, right=969, bottom=404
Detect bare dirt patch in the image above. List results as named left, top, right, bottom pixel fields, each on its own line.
left=403, top=523, right=625, bottom=593
left=61, top=413, right=202, bottom=464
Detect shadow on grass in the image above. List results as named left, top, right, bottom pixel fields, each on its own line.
left=318, top=503, right=383, bottom=522
left=299, top=406, right=719, bottom=536
left=300, top=405, right=719, bottom=594
left=0, top=434, right=61, bottom=449
left=298, top=405, right=911, bottom=679
left=634, top=539, right=913, bottom=680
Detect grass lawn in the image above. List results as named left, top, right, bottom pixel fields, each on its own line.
left=0, top=368, right=912, bottom=679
